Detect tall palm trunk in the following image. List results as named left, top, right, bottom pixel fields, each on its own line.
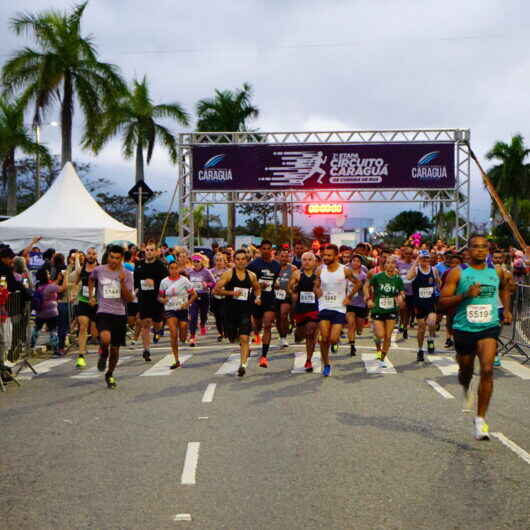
left=135, top=140, right=145, bottom=244
left=61, top=71, right=73, bottom=167
left=135, top=140, right=145, bottom=183
left=5, top=149, right=17, bottom=216
left=227, top=196, right=235, bottom=247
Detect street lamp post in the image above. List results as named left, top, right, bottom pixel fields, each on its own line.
left=32, top=121, right=58, bottom=200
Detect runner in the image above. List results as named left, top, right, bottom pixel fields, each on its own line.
left=364, top=256, right=405, bottom=368
left=407, top=250, right=441, bottom=362
left=74, top=247, right=99, bottom=368
left=187, top=254, right=216, bottom=346
left=314, top=244, right=360, bottom=376
left=248, top=240, right=281, bottom=367
left=158, top=262, right=197, bottom=368
left=88, top=245, right=134, bottom=388
left=289, top=251, right=319, bottom=372
left=134, top=242, right=168, bottom=361
left=123, top=250, right=140, bottom=345
left=275, top=248, right=297, bottom=348
left=214, top=250, right=261, bottom=377
left=439, top=234, right=512, bottom=440
left=396, top=246, right=415, bottom=339
left=292, top=241, right=305, bottom=269
left=345, top=254, right=368, bottom=357
left=209, top=253, right=230, bottom=342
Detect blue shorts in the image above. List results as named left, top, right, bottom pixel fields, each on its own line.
left=165, top=310, right=188, bottom=321
left=318, top=309, right=346, bottom=325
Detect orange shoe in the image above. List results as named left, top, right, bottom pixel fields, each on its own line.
left=258, top=356, right=268, bottom=368
left=253, top=334, right=262, bottom=345
left=304, top=360, right=313, bottom=373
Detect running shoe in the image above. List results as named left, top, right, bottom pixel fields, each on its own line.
left=189, top=336, right=196, bottom=347
left=76, top=355, right=87, bottom=369
left=445, top=338, right=454, bottom=348
left=427, top=340, right=435, bottom=354
left=402, top=329, right=408, bottom=340
left=97, top=353, right=108, bottom=372
left=130, top=339, right=136, bottom=346
left=253, top=334, right=262, bottom=345
left=322, top=364, right=331, bottom=377
left=237, top=365, right=246, bottom=377
left=350, top=344, right=356, bottom=357
left=258, top=356, right=268, bottom=368
left=379, top=360, right=388, bottom=369
left=304, top=360, right=313, bottom=373
left=105, top=374, right=117, bottom=389
left=331, top=343, right=338, bottom=354
left=200, top=326, right=207, bottom=336
left=217, top=335, right=223, bottom=342
left=462, top=382, right=474, bottom=413
left=493, top=355, right=502, bottom=367
left=416, top=350, right=425, bottom=363
left=280, top=337, right=289, bottom=348
left=474, top=417, right=490, bottom=441
left=170, top=361, right=181, bottom=369
left=143, top=350, right=151, bottom=362
left=398, top=325, right=404, bottom=333
left=153, top=332, right=159, bottom=344
left=375, top=351, right=382, bottom=361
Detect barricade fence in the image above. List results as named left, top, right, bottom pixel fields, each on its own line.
left=499, top=283, right=530, bottom=363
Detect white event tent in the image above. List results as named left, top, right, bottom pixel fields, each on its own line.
left=0, top=162, right=137, bottom=254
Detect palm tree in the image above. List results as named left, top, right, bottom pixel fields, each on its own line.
left=1, top=1, right=125, bottom=167
left=196, top=83, right=259, bottom=246
left=486, top=134, right=530, bottom=228
left=84, top=76, right=189, bottom=183
left=0, top=97, right=51, bottom=215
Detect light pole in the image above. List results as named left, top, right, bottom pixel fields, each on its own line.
left=33, top=121, right=58, bottom=199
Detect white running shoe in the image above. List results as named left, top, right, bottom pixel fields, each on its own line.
left=379, top=360, right=388, bottom=369
left=462, top=379, right=474, bottom=413
left=281, top=337, right=289, bottom=348
left=474, top=417, right=490, bottom=441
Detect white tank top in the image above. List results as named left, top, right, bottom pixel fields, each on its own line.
left=319, top=263, right=347, bottom=313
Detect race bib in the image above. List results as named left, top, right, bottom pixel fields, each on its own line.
left=379, top=297, right=395, bottom=309
left=261, top=279, right=273, bottom=292
left=140, top=279, right=154, bottom=291
left=324, top=291, right=338, bottom=304
left=192, top=280, right=203, bottom=291
left=82, top=286, right=90, bottom=298
left=275, top=289, right=287, bottom=301
left=300, top=291, right=316, bottom=304
left=213, top=294, right=224, bottom=300
left=466, top=304, right=492, bottom=324
left=419, top=287, right=434, bottom=299
left=234, top=287, right=249, bottom=301
left=167, top=295, right=186, bottom=310
left=103, top=281, right=120, bottom=299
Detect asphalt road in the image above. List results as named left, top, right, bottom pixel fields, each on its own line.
left=2, top=325, right=530, bottom=530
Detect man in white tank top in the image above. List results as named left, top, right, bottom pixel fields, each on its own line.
left=314, top=244, right=361, bottom=376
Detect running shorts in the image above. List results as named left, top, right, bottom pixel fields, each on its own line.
left=77, top=301, right=97, bottom=321
left=371, top=312, right=398, bottom=321
left=453, top=326, right=501, bottom=356
left=415, top=304, right=436, bottom=320
left=127, top=302, right=138, bottom=317
left=95, top=313, right=127, bottom=347
left=165, top=309, right=189, bottom=321
left=318, top=309, right=346, bottom=325
left=346, top=306, right=368, bottom=318
left=225, top=311, right=252, bottom=341
left=139, top=301, right=164, bottom=322
left=294, top=311, right=319, bottom=326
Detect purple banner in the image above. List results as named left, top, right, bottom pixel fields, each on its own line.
left=191, top=142, right=455, bottom=191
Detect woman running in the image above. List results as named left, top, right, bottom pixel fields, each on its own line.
left=346, top=254, right=368, bottom=357
left=209, top=253, right=230, bottom=342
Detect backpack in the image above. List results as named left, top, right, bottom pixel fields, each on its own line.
left=31, top=288, right=44, bottom=313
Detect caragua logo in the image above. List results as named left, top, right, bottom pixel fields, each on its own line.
left=412, top=150, right=448, bottom=179
left=198, top=153, right=233, bottom=182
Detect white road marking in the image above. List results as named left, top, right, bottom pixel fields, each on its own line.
left=198, top=417, right=208, bottom=420
left=500, top=359, right=530, bottom=380
left=425, top=354, right=459, bottom=376
left=491, top=432, right=530, bottom=465
left=425, top=379, right=455, bottom=399
left=362, top=353, right=397, bottom=374
left=291, top=351, right=321, bottom=373
left=201, top=383, right=216, bottom=402
left=173, top=513, right=192, bottom=521
left=140, top=354, right=192, bottom=376
left=17, top=358, right=71, bottom=380
left=215, top=351, right=257, bottom=375
left=181, top=442, right=200, bottom=485
left=70, top=356, right=132, bottom=379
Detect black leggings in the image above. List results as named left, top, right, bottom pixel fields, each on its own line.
left=189, top=294, right=210, bottom=336
left=210, top=297, right=225, bottom=336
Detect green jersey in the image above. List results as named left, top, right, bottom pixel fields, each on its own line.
left=370, top=272, right=404, bottom=314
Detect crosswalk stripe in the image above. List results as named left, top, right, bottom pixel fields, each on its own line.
left=425, top=354, right=459, bottom=376
left=18, top=358, right=71, bottom=380
left=291, top=351, right=322, bottom=373
left=71, top=355, right=133, bottom=379
left=362, top=353, right=397, bottom=374
left=140, top=353, right=192, bottom=376
left=500, top=359, right=530, bottom=380
left=215, top=351, right=258, bottom=375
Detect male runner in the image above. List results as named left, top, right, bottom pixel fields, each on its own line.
left=214, top=250, right=261, bottom=377
left=292, top=241, right=305, bottom=269
left=248, top=240, right=281, bottom=367
left=314, top=244, right=360, bottom=376
left=407, top=250, right=441, bottom=362
left=396, top=246, right=415, bottom=339
left=89, top=245, right=134, bottom=388
left=439, top=234, right=512, bottom=440
left=289, top=251, right=319, bottom=372
left=134, top=242, right=167, bottom=362
left=346, top=254, right=368, bottom=357
left=275, top=249, right=297, bottom=347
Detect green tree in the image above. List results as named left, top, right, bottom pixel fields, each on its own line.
left=2, top=1, right=126, bottom=166
left=0, top=97, right=51, bottom=215
left=486, top=134, right=530, bottom=228
left=196, top=83, right=259, bottom=246
left=260, top=224, right=306, bottom=247
left=386, top=210, right=432, bottom=237
left=312, top=225, right=328, bottom=242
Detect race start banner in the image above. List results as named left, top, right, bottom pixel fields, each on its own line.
left=191, top=142, right=455, bottom=191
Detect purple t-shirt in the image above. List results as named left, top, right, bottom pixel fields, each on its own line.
left=349, top=270, right=367, bottom=308
left=91, top=265, right=133, bottom=315
left=186, top=267, right=215, bottom=294
left=397, top=260, right=414, bottom=295
left=37, top=283, right=59, bottom=319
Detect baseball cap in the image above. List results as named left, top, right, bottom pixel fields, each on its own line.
left=418, top=250, right=430, bottom=258
left=191, top=254, right=203, bottom=262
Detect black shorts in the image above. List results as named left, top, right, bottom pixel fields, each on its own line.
left=138, top=301, right=164, bottom=322
left=127, top=302, right=139, bottom=317
left=347, top=306, right=368, bottom=318
left=35, top=316, right=58, bottom=331
left=225, top=311, right=252, bottom=340
left=165, top=309, right=188, bottom=321
left=76, top=301, right=97, bottom=321
left=372, top=312, right=398, bottom=321
left=318, top=309, right=346, bottom=325
left=253, top=300, right=277, bottom=319
left=415, top=305, right=436, bottom=320
left=95, top=313, right=127, bottom=347
left=453, top=326, right=501, bottom=356
left=405, top=295, right=415, bottom=310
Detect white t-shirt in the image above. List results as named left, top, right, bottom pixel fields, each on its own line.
left=159, top=276, right=193, bottom=311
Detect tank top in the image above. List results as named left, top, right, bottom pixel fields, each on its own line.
left=78, top=266, right=91, bottom=303
left=319, top=264, right=347, bottom=314
left=295, top=271, right=318, bottom=313
left=412, top=266, right=436, bottom=306
left=276, top=265, right=294, bottom=302
left=453, top=266, right=500, bottom=332
left=226, top=268, right=253, bottom=312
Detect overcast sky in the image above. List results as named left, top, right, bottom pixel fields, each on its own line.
left=1, top=0, right=529, bottom=231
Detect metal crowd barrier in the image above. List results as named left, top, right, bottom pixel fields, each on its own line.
left=499, top=283, right=530, bottom=363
